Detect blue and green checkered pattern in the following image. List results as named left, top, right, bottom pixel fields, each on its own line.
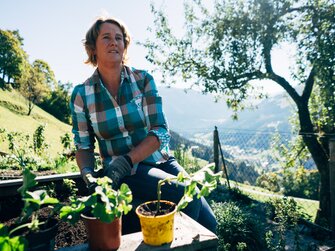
left=70, top=66, right=171, bottom=168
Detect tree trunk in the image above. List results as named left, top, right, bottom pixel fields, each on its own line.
left=27, top=100, right=33, bottom=116
left=297, top=102, right=330, bottom=226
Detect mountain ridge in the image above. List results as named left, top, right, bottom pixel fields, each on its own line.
left=158, top=86, right=294, bottom=138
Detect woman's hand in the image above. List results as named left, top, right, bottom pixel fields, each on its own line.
left=104, top=155, right=132, bottom=189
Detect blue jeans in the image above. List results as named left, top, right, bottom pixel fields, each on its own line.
left=122, top=157, right=217, bottom=233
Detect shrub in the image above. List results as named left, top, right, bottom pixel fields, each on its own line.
left=212, top=201, right=265, bottom=251
left=265, top=197, right=304, bottom=251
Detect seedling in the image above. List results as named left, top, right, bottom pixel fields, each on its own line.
left=0, top=168, right=61, bottom=250
left=156, top=166, right=223, bottom=214
left=60, top=176, right=132, bottom=224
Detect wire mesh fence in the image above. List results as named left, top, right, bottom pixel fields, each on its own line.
left=215, top=127, right=320, bottom=222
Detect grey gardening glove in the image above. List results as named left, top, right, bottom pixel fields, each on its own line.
left=103, top=155, right=133, bottom=190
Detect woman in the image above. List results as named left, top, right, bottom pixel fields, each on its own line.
left=70, top=16, right=217, bottom=233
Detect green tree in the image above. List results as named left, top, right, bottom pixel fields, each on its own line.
left=142, top=0, right=334, bottom=226
left=0, top=29, right=29, bottom=89
left=39, top=81, right=72, bottom=123
left=19, top=62, right=51, bottom=115
left=32, top=59, right=57, bottom=90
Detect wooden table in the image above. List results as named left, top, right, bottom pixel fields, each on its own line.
left=57, top=212, right=218, bottom=251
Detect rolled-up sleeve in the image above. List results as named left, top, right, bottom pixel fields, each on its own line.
left=142, top=72, right=170, bottom=151
left=69, top=85, right=95, bottom=150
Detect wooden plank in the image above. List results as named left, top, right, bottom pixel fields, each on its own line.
left=56, top=212, right=218, bottom=251
left=119, top=212, right=218, bottom=250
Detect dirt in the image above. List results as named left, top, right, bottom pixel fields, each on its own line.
left=2, top=203, right=88, bottom=249
left=0, top=169, right=57, bottom=180
left=55, top=218, right=87, bottom=249
left=136, top=201, right=176, bottom=217
left=0, top=169, right=87, bottom=249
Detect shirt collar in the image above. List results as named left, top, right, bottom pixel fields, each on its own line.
left=88, top=65, right=131, bottom=86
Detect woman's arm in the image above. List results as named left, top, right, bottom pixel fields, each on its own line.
left=70, top=85, right=96, bottom=181
left=127, top=134, right=160, bottom=164
left=76, top=148, right=95, bottom=172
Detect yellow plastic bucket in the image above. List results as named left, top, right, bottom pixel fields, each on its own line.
left=136, top=200, right=177, bottom=246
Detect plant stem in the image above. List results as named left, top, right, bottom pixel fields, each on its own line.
left=9, top=221, right=45, bottom=236
left=156, top=180, right=165, bottom=214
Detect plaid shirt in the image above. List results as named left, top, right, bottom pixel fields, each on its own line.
left=70, top=66, right=171, bottom=171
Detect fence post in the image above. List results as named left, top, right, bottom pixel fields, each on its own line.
left=213, top=126, right=219, bottom=173
left=329, top=136, right=335, bottom=238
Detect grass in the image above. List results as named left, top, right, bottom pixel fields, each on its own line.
left=0, top=89, right=71, bottom=158
left=228, top=179, right=319, bottom=222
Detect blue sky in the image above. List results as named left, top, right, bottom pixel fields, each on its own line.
left=1, top=0, right=287, bottom=95
left=1, top=0, right=186, bottom=85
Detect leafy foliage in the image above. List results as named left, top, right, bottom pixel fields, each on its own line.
left=0, top=29, right=28, bottom=89
left=212, top=201, right=265, bottom=251
left=142, top=0, right=334, bottom=225
left=33, top=125, right=48, bottom=156
left=0, top=126, right=75, bottom=172
left=156, top=167, right=223, bottom=213
left=16, top=168, right=61, bottom=231
left=19, top=61, right=51, bottom=115
left=266, top=197, right=304, bottom=251
left=0, top=168, right=61, bottom=251
left=39, top=81, right=72, bottom=124
left=60, top=177, right=133, bottom=224
left=0, top=224, right=27, bottom=251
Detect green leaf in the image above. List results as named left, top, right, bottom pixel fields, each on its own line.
left=60, top=203, right=85, bottom=225
left=0, top=239, right=12, bottom=251
left=17, top=168, right=37, bottom=196
left=42, top=197, right=59, bottom=205
left=0, top=224, right=9, bottom=237
left=93, top=203, right=111, bottom=223
left=9, top=236, right=27, bottom=251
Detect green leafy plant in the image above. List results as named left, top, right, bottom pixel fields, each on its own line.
left=155, top=166, right=223, bottom=213
left=0, top=168, right=61, bottom=250
left=212, top=201, right=265, bottom=251
left=266, top=197, right=303, bottom=251
left=15, top=168, right=60, bottom=232
left=0, top=224, right=27, bottom=251
left=32, top=124, right=49, bottom=156
left=60, top=176, right=133, bottom=224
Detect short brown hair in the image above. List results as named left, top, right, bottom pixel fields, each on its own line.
left=83, top=17, right=131, bottom=66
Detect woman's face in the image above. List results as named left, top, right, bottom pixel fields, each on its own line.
left=94, top=22, right=125, bottom=67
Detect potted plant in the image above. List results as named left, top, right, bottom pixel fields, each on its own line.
left=60, top=175, right=133, bottom=251
left=0, top=168, right=61, bottom=251
left=135, top=166, right=223, bottom=246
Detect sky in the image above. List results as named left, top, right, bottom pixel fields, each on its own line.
left=1, top=0, right=287, bottom=95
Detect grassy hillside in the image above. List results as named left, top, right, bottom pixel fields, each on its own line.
left=0, top=89, right=71, bottom=157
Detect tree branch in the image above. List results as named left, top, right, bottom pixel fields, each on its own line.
left=301, top=66, right=315, bottom=104
left=268, top=72, right=301, bottom=104
left=286, top=6, right=314, bottom=14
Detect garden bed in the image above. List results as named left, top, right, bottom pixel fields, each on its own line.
left=1, top=171, right=334, bottom=250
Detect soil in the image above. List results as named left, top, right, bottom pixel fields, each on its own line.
left=0, top=169, right=87, bottom=249
left=2, top=203, right=88, bottom=249
left=1, top=170, right=334, bottom=250
left=136, top=200, right=176, bottom=217
left=0, top=169, right=57, bottom=180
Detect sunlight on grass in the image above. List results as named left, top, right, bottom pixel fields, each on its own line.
left=229, top=179, right=319, bottom=222
left=0, top=89, right=71, bottom=158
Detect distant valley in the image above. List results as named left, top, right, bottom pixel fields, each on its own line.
left=158, top=86, right=295, bottom=140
